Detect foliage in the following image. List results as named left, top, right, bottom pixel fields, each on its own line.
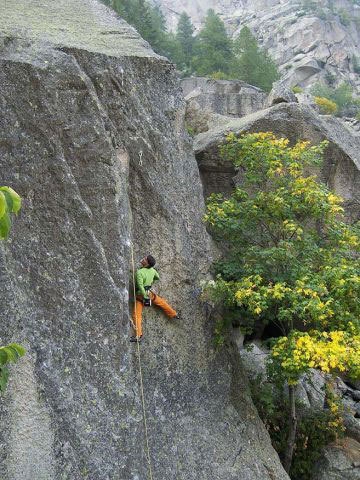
left=203, top=132, right=360, bottom=469
left=324, top=71, right=336, bottom=86
left=337, top=8, right=351, bottom=26
left=292, top=86, right=303, bottom=94
left=103, top=2, right=279, bottom=89
left=311, top=82, right=358, bottom=115
left=0, top=186, right=21, bottom=239
left=192, top=10, right=234, bottom=76
left=175, top=12, right=195, bottom=71
left=102, top=0, right=170, bottom=56
left=232, top=26, right=280, bottom=92
left=204, top=132, right=360, bottom=336
left=250, top=376, right=343, bottom=480
left=314, top=96, right=338, bottom=115
left=210, top=71, right=230, bottom=80
left=301, top=0, right=328, bottom=20
left=185, top=123, right=195, bottom=137
left=301, top=0, right=317, bottom=13
left=269, top=329, right=360, bottom=385
left=0, top=185, right=25, bottom=393
left=0, top=344, right=26, bottom=393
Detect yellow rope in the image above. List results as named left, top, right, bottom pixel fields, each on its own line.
left=131, top=245, right=154, bottom=480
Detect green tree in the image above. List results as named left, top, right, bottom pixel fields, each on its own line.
left=175, top=12, right=195, bottom=71
left=192, top=9, right=234, bottom=76
left=0, top=186, right=25, bottom=393
left=102, top=0, right=170, bottom=57
left=203, top=132, right=360, bottom=472
left=232, top=26, right=279, bottom=92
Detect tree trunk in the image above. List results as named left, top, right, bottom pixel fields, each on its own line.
left=283, top=384, right=297, bottom=473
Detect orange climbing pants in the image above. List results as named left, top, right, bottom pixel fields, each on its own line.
left=132, top=292, right=177, bottom=337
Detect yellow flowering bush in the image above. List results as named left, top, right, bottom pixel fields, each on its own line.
left=203, top=132, right=360, bottom=472
left=314, top=96, right=338, bottom=115
left=204, top=132, right=360, bottom=336
left=269, top=329, right=360, bottom=384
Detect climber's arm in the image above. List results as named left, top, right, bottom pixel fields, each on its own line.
left=153, top=269, right=160, bottom=282
left=136, top=270, right=146, bottom=296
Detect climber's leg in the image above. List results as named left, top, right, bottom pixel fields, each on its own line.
left=132, top=296, right=144, bottom=337
left=151, top=292, right=177, bottom=318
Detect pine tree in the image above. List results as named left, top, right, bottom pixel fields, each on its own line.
left=103, top=0, right=170, bottom=57
left=176, top=12, right=195, bottom=70
left=232, top=26, right=279, bottom=92
left=192, top=10, right=234, bottom=76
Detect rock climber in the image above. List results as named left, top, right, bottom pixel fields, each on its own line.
left=130, top=255, right=180, bottom=342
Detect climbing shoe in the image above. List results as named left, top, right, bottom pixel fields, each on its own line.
left=130, top=335, right=143, bottom=343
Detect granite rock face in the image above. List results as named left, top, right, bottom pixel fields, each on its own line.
left=156, top=0, right=360, bottom=93
left=0, top=1, right=289, bottom=479
left=181, top=77, right=267, bottom=134
left=195, top=103, right=360, bottom=219
left=266, top=80, right=298, bottom=106
left=311, top=438, right=360, bottom=480
left=182, top=77, right=267, bottom=117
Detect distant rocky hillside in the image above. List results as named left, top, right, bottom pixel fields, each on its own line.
left=156, top=0, right=360, bottom=92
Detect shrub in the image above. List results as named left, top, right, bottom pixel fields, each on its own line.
left=337, top=8, right=351, bottom=26
left=324, top=71, right=336, bottom=86
left=292, top=85, right=303, bottom=94
left=314, top=96, right=338, bottom=114
left=185, top=123, right=195, bottom=137
left=311, top=83, right=358, bottom=115
left=210, top=71, right=229, bottom=80
left=301, top=0, right=317, bottom=13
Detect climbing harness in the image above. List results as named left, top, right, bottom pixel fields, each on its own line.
left=130, top=244, right=154, bottom=480
left=143, top=286, right=152, bottom=307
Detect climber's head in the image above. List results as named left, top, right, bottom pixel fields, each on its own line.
left=141, top=255, right=156, bottom=268
left=146, top=255, right=156, bottom=267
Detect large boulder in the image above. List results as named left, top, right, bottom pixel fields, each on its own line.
left=194, top=102, right=360, bottom=219
left=311, top=438, right=360, bottom=480
left=181, top=77, right=267, bottom=117
left=266, top=80, right=298, bottom=106
left=0, top=1, right=289, bottom=480
left=181, top=77, right=267, bottom=133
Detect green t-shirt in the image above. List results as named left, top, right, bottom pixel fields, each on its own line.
left=135, top=267, right=160, bottom=297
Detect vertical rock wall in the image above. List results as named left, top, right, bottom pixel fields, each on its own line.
left=0, top=1, right=289, bottom=479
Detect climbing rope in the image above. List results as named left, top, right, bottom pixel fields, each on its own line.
left=130, top=244, right=154, bottom=480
